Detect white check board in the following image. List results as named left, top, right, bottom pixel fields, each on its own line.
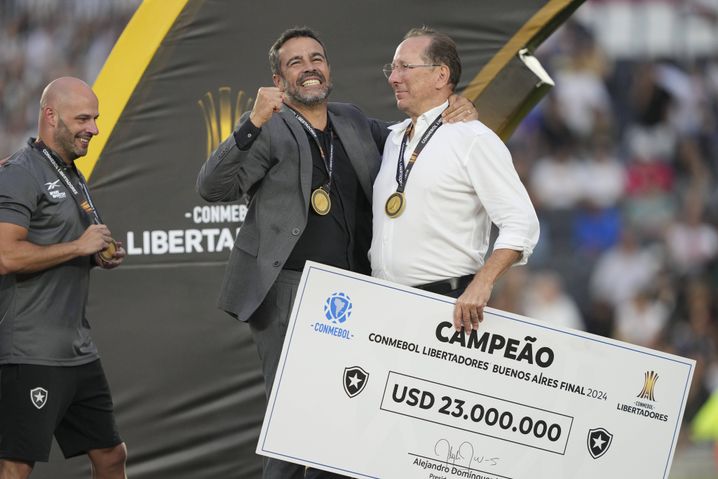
left=257, top=262, right=695, bottom=479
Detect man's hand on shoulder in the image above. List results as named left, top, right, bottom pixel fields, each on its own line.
left=443, top=95, right=478, bottom=123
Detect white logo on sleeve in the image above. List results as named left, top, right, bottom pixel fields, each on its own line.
left=30, top=387, right=48, bottom=409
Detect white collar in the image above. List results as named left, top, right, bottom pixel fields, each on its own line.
left=388, top=100, right=450, bottom=134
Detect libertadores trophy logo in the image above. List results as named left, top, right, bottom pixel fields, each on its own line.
left=343, top=366, right=369, bottom=398
left=198, top=87, right=254, bottom=159
left=30, top=387, right=48, bottom=410
left=324, top=292, right=352, bottom=325
left=637, top=370, right=659, bottom=401
left=587, top=427, right=613, bottom=459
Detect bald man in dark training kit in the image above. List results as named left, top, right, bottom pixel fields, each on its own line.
left=0, top=77, right=127, bottom=479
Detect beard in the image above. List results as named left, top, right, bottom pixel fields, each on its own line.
left=54, top=117, right=88, bottom=160
left=281, top=70, right=333, bottom=107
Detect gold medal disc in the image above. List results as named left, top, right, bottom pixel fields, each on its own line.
left=311, top=188, right=331, bottom=215
left=385, top=192, right=406, bottom=218
left=98, top=239, right=118, bottom=262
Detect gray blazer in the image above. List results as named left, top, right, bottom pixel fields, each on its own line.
left=196, top=102, right=389, bottom=321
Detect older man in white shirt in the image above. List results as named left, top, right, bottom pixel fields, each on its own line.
left=370, top=27, right=539, bottom=332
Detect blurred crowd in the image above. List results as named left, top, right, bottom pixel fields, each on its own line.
left=0, top=0, right=138, bottom=156
left=1, top=0, right=717, bottom=462
left=494, top=18, right=718, bottom=447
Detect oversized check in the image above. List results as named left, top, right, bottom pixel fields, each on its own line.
left=257, top=262, right=695, bottom=479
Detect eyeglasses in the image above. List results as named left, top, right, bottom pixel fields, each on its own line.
left=382, top=63, right=441, bottom=79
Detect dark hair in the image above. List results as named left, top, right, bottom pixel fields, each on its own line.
left=404, top=26, right=461, bottom=91
left=269, top=27, right=327, bottom=75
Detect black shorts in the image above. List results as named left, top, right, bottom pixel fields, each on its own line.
left=0, top=359, right=122, bottom=463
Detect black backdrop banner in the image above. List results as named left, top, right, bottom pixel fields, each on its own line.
left=32, top=1, right=583, bottom=477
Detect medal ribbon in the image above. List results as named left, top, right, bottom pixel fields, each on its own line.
left=34, top=141, right=103, bottom=225
left=287, top=107, right=334, bottom=192
left=394, top=110, right=446, bottom=194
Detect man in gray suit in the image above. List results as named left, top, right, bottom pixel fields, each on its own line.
left=196, top=27, right=475, bottom=479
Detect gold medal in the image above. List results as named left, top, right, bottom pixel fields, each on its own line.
left=311, top=187, right=331, bottom=215
left=385, top=192, right=406, bottom=218
left=98, top=239, right=118, bottom=262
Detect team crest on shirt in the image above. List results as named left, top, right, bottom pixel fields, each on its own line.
left=30, top=387, right=48, bottom=409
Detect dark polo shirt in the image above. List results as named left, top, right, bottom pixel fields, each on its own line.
left=0, top=139, right=98, bottom=366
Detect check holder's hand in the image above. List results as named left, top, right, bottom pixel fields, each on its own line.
left=453, top=249, right=521, bottom=331
left=249, top=87, right=285, bottom=127
left=443, top=94, right=478, bottom=123
left=453, top=277, right=492, bottom=332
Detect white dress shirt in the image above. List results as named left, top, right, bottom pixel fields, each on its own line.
left=370, top=102, right=539, bottom=286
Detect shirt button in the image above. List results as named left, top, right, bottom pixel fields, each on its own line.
left=247, top=133, right=252, bottom=138
left=272, top=260, right=281, bottom=267
left=291, top=228, right=301, bottom=236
